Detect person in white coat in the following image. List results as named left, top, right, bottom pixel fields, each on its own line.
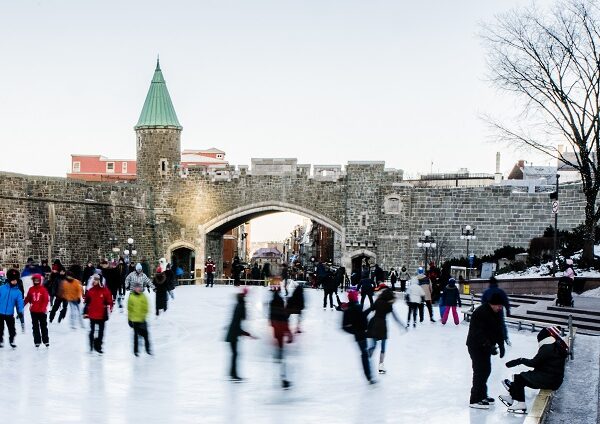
left=405, top=276, right=425, bottom=328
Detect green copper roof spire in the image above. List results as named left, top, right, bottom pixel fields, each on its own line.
left=135, top=59, right=182, bottom=130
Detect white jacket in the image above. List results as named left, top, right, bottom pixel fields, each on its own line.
left=406, top=280, right=425, bottom=303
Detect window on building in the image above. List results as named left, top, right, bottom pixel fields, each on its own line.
left=122, top=162, right=128, bottom=173
left=106, top=162, right=115, bottom=173
left=360, top=213, right=368, bottom=228
left=161, top=160, right=167, bottom=173
left=216, top=154, right=223, bottom=159
left=72, top=161, right=80, bottom=173
left=384, top=196, right=401, bottom=214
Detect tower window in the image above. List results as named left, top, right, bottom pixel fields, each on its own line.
left=160, top=159, right=168, bottom=175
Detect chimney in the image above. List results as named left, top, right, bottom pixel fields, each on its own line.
left=494, top=152, right=503, bottom=184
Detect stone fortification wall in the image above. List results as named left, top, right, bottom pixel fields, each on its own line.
left=0, top=172, right=154, bottom=268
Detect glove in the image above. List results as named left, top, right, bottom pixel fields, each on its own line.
left=499, top=344, right=505, bottom=359
left=490, top=345, right=498, bottom=356
left=506, top=358, right=522, bottom=368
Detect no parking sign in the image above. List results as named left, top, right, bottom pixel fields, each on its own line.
left=552, top=200, right=559, bottom=214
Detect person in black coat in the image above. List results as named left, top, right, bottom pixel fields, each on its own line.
left=466, top=293, right=506, bottom=409
left=232, top=256, right=243, bottom=287
left=499, top=326, right=568, bottom=414
left=154, top=272, right=169, bottom=316
left=286, top=283, right=305, bottom=333
left=225, top=288, right=255, bottom=381
left=269, top=288, right=292, bottom=388
left=322, top=270, right=338, bottom=309
left=481, top=276, right=511, bottom=343
left=341, top=290, right=374, bottom=384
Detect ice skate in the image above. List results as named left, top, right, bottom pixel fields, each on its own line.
left=507, top=401, right=527, bottom=414
left=282, top=379, right=291, bottom=389
left=44, top=342, right=50, bottom=347
left=378, top=363, right=386, bottom=374
left=9, top=341, right=17, bottom=348
left=368, top=379, right=377, bottom=385
left=498, top=395, right=513, bottom=407
left=502, top=378, right=513, bottom=392
left=412, top=322, right=416, bottom=328
left=485, top=397, right=495, bottom=404
left=230, top=376, right=244, bottom=383
left=469, top=400, right=489, bottom=409
left=35, top=343, right=40, bottom=348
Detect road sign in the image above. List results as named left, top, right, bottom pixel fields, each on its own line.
left=552, top=200, right=559, bottom=214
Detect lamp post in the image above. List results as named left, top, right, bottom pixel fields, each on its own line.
left=417, top=230, right=436, bottom=271
left=460, top=225, right=476, bottom=258
left=109, top=236, right=120, bottom=260
left=123, top=237, right=137, bottom=265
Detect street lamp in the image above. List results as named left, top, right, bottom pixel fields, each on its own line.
left=109, top=236, right=120, bottom=260
left=460, top=225, right=476, bottom=258
left=123, top=237, right=137, bottom=264
left=417, top=230, right=436, bottom=271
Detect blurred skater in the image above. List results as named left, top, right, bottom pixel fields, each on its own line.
left=128, top=281, right=152, bottom=356
left=405, top=278, right=425, bottom=328
left=340, top=290, right=375, bottom=384
left=83, top=274, right=113, bottom=354
left=399, top=266, right=410, bottom=292
left=24, top=273, right=50, bottom=347
left=366, top=286, right=406, bottom=374
left=0, top=269, right=25, bottom=348
left=286, top=282, right=305, bottom=333
left=61, top=271, right=85, bottom=329
left=357, top=265, right=375, bottom=309
left=441, top=278, right=461, bottom=325
left=269, top=287, right=293, bottom=389
left=225, top=287, right=256, bottom=381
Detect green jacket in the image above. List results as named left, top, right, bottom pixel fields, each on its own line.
left=127, top=292, right=149, bottom=323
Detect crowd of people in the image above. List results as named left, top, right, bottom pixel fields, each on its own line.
left=0, top=256, right=176, bottom=355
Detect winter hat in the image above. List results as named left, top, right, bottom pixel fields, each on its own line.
left=92, top=274, right=102, bottom=283
left=448, top=278, right=456, bottom=286
left=240, top=286, right=249, bottom=297
left=417, top=267, right=425, bottom=275
left=135, top=263, right=143, bottom=272
left=565, top=268, right=575, bottom=279
left=347, top=290, right=359, bottom=303
left=32, top=273, right=43, bottom=284
left=538, top=326, right=569, bottom=355
left=7, top=269, right=20, bottom=281
left=488, top=292, right=504, bottom=305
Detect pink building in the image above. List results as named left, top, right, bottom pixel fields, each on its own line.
left=67, top=155, right=137, bottom=182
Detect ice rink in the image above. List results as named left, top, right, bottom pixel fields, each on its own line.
left=0, top=284, right=539, bottom=424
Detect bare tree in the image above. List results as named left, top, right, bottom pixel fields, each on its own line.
left=482, top=0, right=600, bottom=264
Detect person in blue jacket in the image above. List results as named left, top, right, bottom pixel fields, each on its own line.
left=0, top=269, right=25, bottom=348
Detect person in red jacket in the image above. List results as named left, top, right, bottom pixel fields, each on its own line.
left=24, top=274, right=50, bottom=347
left=83, top=274, right=113, bottom=354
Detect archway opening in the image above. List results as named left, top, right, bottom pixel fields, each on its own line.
left=171, top=247, right=195, bottom=280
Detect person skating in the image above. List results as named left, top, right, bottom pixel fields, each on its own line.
left=61, top=271, right=85, bottom=329
left=399, top=266, right=410, bottom=292
left=340, top=290, right=375, bottom=384
left=416, top=267, right=436, bottom=322
left=225, top=287, right=256, bottom=381
left=499, top=326, right=568, bottom=414
left=466, top=293, right=505, bottom=409
left=0, top=269, right=25, bottom=348
left=24, top=273, right=50, bottom=347
left=441, top=278, right=461, bottom=325
left=153, top=269, right=169, bottom=316
left=48, top=267, right=68, bottom=323
left=124, top=263, right=153, bottom=292
left=269, top=287, right=293, bottom=389
left=388, top=267, right=398, bottom=291
left=81, top=261, right=96, bottom=293
left=357, top=266, right=375, bottom=309
left=481, top=276, right=511, bottom=345
left=365, top=286, right=406, bottom=374
left=127, top=281, right=152, bottom=356
left=405, top=278, right=425, bottom=328
left=205, top=257, right=216, bottom=287
left=83, top=274, right=113, bottom=354
left=286, top=282, right=305, bottom=333
left=232, top=256, right=243, bottom=287
left=323, top=269, right=337, bottom=310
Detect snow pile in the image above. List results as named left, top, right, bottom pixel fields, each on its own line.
left=580, top=286, right=600, bottom=298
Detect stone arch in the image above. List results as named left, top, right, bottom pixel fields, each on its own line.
left=167, top=240, right=197, bottom=281
left=202, top=201, right=343, bottom=235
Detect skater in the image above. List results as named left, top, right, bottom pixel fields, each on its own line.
left=0, top=269, right=25, bottom=348
left=124, top=263, right=153, bottom=292
left=115, top=257, right=129, bottom=309
left=405, top=278, right=425, bottom=328
left=366, top=287, right=406, bottom=375
left=47, top=259, right=65, bottom=306
left=225, top=287, right=256, bottom=380
left=280, top=262, right=289, bottom=295
left=61, top=271, right=85, bottom=329
left=441, top=278, right=461, bottom=325
left=499, top=326, right=568, bottom=415
left=388, top=267, right=398, bottom=291
left=357, top=266, right=375, bottom=309
left=286, top=282, right=305, bottom=333
left=153, top=269, right=169, bottom=316
left=323, top=269, right=337, bottom=309
left=399, top=266, right=410, bottom=292
left=341, top=290, right=375, bottom=384
left=481, top=276, right=511, bottom=344
left=417, top=267, right=435, bottom=322
left=24, top=273, right=50, bottom=347
left=269, top=287, right=293, bottom=388
left=205, top=257, right=216, bottom=287
left=232, top=256, right=244, bottom=287
left=83, top=274, right=113, bottom=354
left=127, top=281, right=152, bottom=356
left=466, top=293, right=505, bottom=409
left=81, top=261, right=96, bottom=293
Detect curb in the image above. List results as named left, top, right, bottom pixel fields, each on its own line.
left=523, top=389, right=554, bottom=423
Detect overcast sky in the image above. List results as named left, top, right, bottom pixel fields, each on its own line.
left=1, top=0, right=546, bottom=241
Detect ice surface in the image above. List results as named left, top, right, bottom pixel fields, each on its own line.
left=0, top=285, right=539, bottom=423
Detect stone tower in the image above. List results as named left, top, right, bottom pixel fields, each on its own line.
left=135, top=59, right=182, bottom=184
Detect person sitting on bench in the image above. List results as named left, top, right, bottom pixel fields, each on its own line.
left=499, top=326, right=568, bottom=414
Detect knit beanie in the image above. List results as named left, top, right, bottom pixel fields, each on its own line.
left=488, top=292, right=504, bottom=305
left=347, top=290, right=359, bottom=303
